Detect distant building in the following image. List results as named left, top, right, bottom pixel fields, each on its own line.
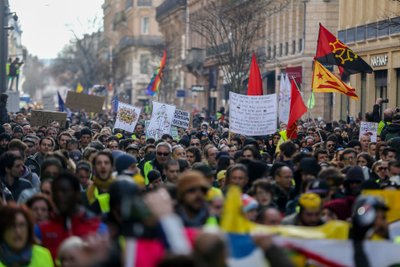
left=335, top=0, right=400, bottom=121
left=103, top=0, right=163, bottom=106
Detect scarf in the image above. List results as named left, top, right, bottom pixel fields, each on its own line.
left=0, top=242, right=32, bottom=267
left=86, top=176, right=114, bottom=204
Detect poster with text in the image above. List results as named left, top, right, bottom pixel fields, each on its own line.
left=147, top=102, right=176, bottom=140
left=229, top=92, right=277, bottom=136
left=172, top=109, right=190, bottom=129
left=359, top=121, right=378, bottom=142
left=114, top=102, right=141, bottom=133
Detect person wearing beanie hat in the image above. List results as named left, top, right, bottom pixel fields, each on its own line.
left=216, top=170, right=226, bottom=189
left=282, top=193, right=323, bottom=226
left=344, top=166, right=365, bottom=196
left=147, top=169, right=163, bottom=190
left=176, top=171, right=210, bottom=227
left=115, top=153, right=137, bottom=174
left=241, top=194, right=259, bottom=222
left=0, top=133, right=11, bottom=154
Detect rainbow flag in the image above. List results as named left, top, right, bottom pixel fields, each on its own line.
left=146, top=50, right=167, bottom=96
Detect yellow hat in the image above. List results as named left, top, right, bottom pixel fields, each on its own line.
left=206, top=187, right=223, bottom=201
left=217, top=170, right=227, bottom=182
left=299, top=193, right=321, bottom=210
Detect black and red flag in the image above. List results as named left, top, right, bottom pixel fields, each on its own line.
left=315, top=24, right=372, bottom=76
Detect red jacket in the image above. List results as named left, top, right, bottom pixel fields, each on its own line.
left=36, top=207, right=106, bottom=259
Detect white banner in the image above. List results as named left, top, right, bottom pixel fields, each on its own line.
left=359, top=121, right=378, bottom=142
left=147, top=102, right=176, bottom=140
left=229, top=92, right=277, bottom=136
left=278, top=73, right=291, bottom=124
left=172, top=109, right=190, bottom=129
left=114, top=102, right=141, bottom=133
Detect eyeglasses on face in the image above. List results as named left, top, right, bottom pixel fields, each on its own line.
left=191, top=143, right=200, bottom=146
left=157, top=152, right=170, bottom=157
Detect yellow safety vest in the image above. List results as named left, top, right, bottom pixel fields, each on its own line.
left=0, top=245, right=54, bottom=267
left=94, top=187, right=110, bottom=213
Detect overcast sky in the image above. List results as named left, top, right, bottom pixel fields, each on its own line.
left=10, top=0, right=104, bottom=59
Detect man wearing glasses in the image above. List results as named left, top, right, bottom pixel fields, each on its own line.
left=143, top=142, right=172, bottom=185
left=190, top=137, right=201, bottom=147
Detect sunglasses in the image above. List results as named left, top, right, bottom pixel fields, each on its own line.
left=157, top=152, right=170, bottom=157
left=378, top=167, right=387, bottom=171
left=191, top=143, right=201, bottom=146
left=186, top=186, right=208, bottom=194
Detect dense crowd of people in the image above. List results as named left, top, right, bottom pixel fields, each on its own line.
left=0, top=94, right=399, bottom=266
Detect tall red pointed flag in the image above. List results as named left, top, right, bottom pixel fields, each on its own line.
left=316, top=24, right=372, bottom=76
left=287, top=79, right=307, bottom=139
left=247, top=53, right=263, bottom=95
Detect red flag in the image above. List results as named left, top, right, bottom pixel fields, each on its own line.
left=247, top=53, right=263, bottom=95
left=315, top=24, right=372, bottom=76
left=287, top=79, right=307, bottom=139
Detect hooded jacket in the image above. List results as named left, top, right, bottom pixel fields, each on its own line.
left=381, top=123, right=400, bottom=142
left=21, top=165, right=40, bottom=189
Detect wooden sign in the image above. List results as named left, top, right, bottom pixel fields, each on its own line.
left=65, top=91, right=105, bottom=113
left=30, top=110, right=67, bottom=128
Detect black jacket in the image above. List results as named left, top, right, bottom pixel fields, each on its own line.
left=381, top=123, right=400, bottom=141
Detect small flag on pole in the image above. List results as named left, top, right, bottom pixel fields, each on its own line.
left=307, top=91, right=315, bottom=109
left=57, top=91, right=65, bottom=112
left=146, top=50, right=167, bottom=96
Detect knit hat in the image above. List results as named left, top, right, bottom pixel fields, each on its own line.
left=0, top=133, right=11, bottom=141
left=217, top=170, right=227, bottom=182
left=177, top=171, right=209, bottom=198
left=298, top=157, right=321, bottom=177
left=76, top=161, right=91, bottom=172
left=13, top=125, right=23, bottom=133
left=115, top=153, right=137, bottom=174
left=148, top=170, right=161, bottom=183
left=345, top=166, right=365, bottom=184
left=126, top=144, right=139, bottom=151
left=299, top=193, right=321, bottom=210
left=241, top=194, right=259, bottom=212
left=69, top=150, right=82, bottom=163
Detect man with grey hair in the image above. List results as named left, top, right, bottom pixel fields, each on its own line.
left=143, top=142, right=172, bottom=185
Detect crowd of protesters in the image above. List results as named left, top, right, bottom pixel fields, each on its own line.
left=0, top=93, right=399, bottom=267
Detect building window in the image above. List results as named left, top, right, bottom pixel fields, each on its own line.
left=137, top=0, right=152, bottom=6
left=292, top=40, right=296, bottom=54
left=141, top=17, right=149, bottom=34
left=367, top=23, right=377, bottom=39
left=338, top=30, right=346, bottom=43
left=126, top=0, right=133, bottom=8
left=397, top=69, right=400, bottom=106
left=298, top=38, right=303, bottom=52
left=390, top=17, right=400, bottom=35
left=375, top=70, right=388, bottom=111
left=378, top=19, right=389, bottom=37
left=347, top=28, right=355, bottom=43
left=267, top=46, right=271, bottom=59
left=279, top=43, right=282, bottom=57
left=273, top=45, right=276, bottom=58
left=140, top=54, right=150, bottom=74
left=285, top=42, right=288, bottom=56
left=356, top=26, right=366, bottom=42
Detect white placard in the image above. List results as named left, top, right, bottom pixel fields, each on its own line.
left=172, top=109, right=190, bottom=129
left=229, top=92, right=277, bottom=136
left=359, top=121, right=378, bottom=142
left=278, top=73, right=291, bottom=124
left=147, top=102, right=176, bottom=140
left=114, top=102, right=141, bottom=133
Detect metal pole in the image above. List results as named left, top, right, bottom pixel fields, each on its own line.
left=0, top=0, right=9, bottom=93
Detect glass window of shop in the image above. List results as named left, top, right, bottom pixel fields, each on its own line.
left=397, top=69, right=400, bottom=106
left=375, top=70, right=388, bottom=111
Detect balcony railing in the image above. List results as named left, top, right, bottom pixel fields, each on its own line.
left=114, top=35, right=163, bottom=53
left=156, top=0, right=186, bottom=21
left=137, top=0, right=152, bottom=6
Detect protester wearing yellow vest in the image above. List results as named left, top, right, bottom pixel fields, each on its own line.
left=84, top=151, right=115, bottom=214
left=0, top=204, right=54, bottom=267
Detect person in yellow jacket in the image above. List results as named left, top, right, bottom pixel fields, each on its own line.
left=82, top=151, right=115, bottom=215
left=0, top=204, right=53, bottom=267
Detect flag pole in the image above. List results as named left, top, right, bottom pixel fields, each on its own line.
left=291, top=76, right=324, bottom=142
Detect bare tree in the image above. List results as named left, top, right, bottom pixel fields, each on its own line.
left=22, top=54, right=47, bottom=96
left=190, top=0, right=289, bottom=93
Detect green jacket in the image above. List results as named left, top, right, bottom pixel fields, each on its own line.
left=0, top=245, right=54, bottom=267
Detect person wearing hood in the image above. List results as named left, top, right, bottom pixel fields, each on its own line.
left=381, top=111, right=400, bottom=141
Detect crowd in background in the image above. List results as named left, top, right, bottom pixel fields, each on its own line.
left=0, top=93, right=399, bottom=267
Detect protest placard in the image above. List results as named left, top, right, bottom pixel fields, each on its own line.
left=229, top=92, right=277, bottom=136
left=30, top=110, right=67, bottom=128
left=172, top=109, right=190, bottom=129
left=359, top=121, right=378, bottom=142
left=114, top=102, right=141, bottom=133
left=146, top=102, right=176, bottom=140
left=65, top=91, right=105, bottom=113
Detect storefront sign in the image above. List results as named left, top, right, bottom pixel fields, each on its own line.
left=371, top=54, right=388, bottom=67
left=286, top=66, right=302, bottom=84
